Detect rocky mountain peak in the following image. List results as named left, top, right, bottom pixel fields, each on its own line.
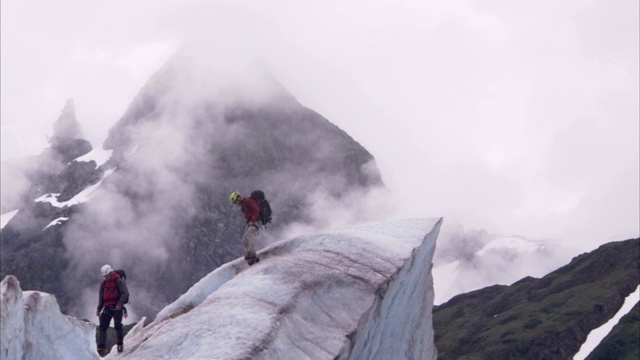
left=51, top=99, right=82, bottom=140
left=1, top=51, right=384, bottom=320
left=48, top=99, right=91, bottom=163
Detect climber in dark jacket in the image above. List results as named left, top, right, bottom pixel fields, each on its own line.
left=96, top=264, right=129, bottom=356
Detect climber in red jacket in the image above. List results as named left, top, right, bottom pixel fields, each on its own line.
left=96, top=264, right=129, bottom=356
left=230, top=192, right=261, bottom=265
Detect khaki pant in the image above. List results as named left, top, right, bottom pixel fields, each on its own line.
left=242, top=223, right=260, bottom=258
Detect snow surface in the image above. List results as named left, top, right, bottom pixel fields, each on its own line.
left=431, top=260, right=460, bottom=304
left=573, top=285, right=640, bottom=360
left=34, top=168, right=115, bottom=208
left=115, top=218, right=441, bottom=359
left=0, top=210, right=19, bottom=229
left=73, top=147, right=113, bottom=168
left=1, top=275, right=98, bottom=360
left=43, top=217, right=69, bottom=230
left=0, top=218, right=441, bottom=359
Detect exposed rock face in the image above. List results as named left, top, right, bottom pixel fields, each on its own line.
left=1, top=53, right=384, bottom=320
left=1, top=101, right=99, bottom=301
left=1, top=100, right=94, bottom=206
left=54, top=160, right=102, bottom=202
left=49, top=99, right=92, bottom=163
left=52, top=99, right=83, bottom=140
left=433, top=238, right=640, bottom=360
left=103, top=54, right=381, bottom=193
left=50, top=138, right=92, bottom=164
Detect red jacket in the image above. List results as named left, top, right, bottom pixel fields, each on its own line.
left=98, top=273, right=128, bottom=310
left=240, top=198, right=259, bottom=224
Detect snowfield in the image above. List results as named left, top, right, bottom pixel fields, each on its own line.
left=2, top=218, right=442, bottom=360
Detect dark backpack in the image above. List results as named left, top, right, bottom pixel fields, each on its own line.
left=250, top=190, right=272, bottom=226
left=114, top=269, right=128, bottom=304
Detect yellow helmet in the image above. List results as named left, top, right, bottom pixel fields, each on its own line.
left=229, top=192, right=241, bottom=204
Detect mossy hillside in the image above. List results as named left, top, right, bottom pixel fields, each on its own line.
left=434, top=238, right=639, bottom=360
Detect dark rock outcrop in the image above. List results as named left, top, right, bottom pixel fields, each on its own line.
left=49, top=99, right=91, bottom=162
left=50, top=138, right=92, bottom=164
left=1, top=101, right=100, bottom=305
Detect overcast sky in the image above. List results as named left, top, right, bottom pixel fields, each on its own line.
left=2, top=0, right=638, bottom=250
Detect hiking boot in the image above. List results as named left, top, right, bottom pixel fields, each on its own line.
left=97, top=348, right=109, bottom=357
left=247, top=256, right=260, bottom=265
left=117, top=345, right=124, bottom=353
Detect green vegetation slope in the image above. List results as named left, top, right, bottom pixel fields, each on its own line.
left=433, top=238, right=639, bottom=360
left=586, top=302, right=639, bottom=360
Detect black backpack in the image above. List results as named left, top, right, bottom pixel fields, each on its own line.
left=114, top=269, right=128, bottom=304
left=250, top=190, right=272, bottom=226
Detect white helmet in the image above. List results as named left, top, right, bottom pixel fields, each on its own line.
left=101, top=264, right=113, bottom=276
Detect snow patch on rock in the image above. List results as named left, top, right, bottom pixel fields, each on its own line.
left=1, top=210, right=19, bottom=229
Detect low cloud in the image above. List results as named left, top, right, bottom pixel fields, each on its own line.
left=2, top=0, right=637, bottom=319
